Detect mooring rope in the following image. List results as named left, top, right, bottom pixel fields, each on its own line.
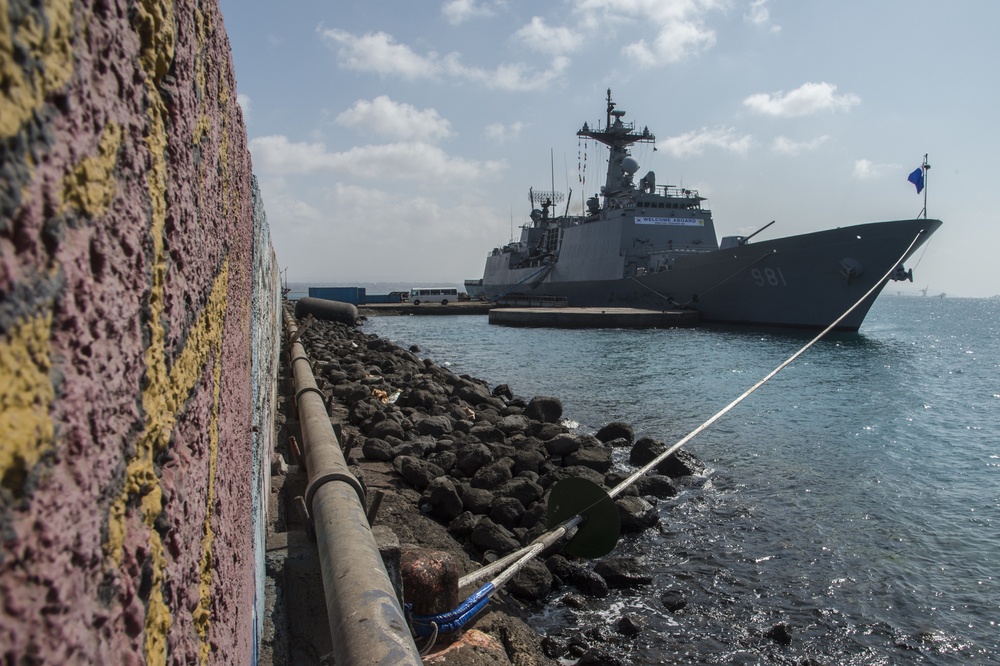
left=415, top=230, right=929, bottom=638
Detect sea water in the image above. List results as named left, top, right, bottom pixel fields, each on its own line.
left=360, top=296, right=1000, bottom=664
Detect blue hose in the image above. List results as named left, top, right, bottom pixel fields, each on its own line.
left=408, top=583, right=495, bottom=637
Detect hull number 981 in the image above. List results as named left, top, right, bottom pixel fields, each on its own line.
left=751, top=267, right=787, bottom=287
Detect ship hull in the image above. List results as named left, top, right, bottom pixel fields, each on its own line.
left=479, top=218, right=941, bottom=331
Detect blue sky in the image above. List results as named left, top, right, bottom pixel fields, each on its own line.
left=218, top=0, right=999, bottom=298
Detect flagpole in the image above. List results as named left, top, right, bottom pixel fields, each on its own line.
left=922, top=153, right=929, bottom=219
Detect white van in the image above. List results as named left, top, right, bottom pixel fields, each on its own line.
left=409, top=287, right=458, bottom=305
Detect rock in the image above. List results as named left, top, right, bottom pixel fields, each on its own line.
left=615, top=496, right=659, bottom=532
left=629, top=437, right=705, bottom=478
left=656, top=447, right=706, bottom=478
left=492, top=384, right=514, bottom=400
left=595, top=422, right=634, bottom=445
left=497, top=414, right=532, bottom=435
left=471, top=457, right=514, bottom=489
left=415, top=414, right=454, bottom=437
left=564, top=446, right=612, bottom=473
left=459, top=486, right=494, bottom=515
left=369, top=418, right=405, bottom=441
left=594, top=557, right=653, bottom=588
left=511, top=448, right=546, bottom=475
left=545, top=555, right=609, bottom=597
left=544, top=433, right=581, bottom=456
left=660, top=589, right=687, bottom=612
left=508, top=559, right=553, bottom=601
left=765, top=622, right=793, bottom=646
left=534, top=422, right=568, bottom=440
left=616, top=613, right=646, bottom=637
left=471, top=517, right=521, bottom=554
left=468, top=423, right=506, bottom=444
left=493, top=477, right=544, bottom=507
left=541, top=635, right=568, bottom=659
left=524, top=396, right=563, bottom=423
left=447, top=511, right=479, bottom=537
left=422, top=629, right=510, bottom=665
left=394, top=456, right=445, bottom=491
left=420, top=477, right=464, bottom=521
left=489, top=497, right=525, bottom=529
left=360, top=437, right=394, bottom=462
left=455, top=442, right=494, bottom=476
left=632, top=474, right=677, bottom=498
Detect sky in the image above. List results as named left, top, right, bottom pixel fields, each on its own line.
left=217, top=0, right=1000, bottom=298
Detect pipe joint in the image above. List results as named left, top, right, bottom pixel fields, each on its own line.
left=305, top=471, right=366, bottom=518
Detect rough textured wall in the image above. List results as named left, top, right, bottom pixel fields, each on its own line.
left=0, top=0, right=278, bottom=663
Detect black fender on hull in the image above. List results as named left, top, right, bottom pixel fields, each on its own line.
left=295, top=297, right=358, bottom=325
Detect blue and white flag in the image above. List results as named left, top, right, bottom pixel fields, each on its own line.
left=907, top=166, right=924, bottom=194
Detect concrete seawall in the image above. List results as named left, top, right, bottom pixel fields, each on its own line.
left=1, top=0, right=280, bottom=662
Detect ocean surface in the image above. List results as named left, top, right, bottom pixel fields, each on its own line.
left=355, top=295, right=999, bottom=664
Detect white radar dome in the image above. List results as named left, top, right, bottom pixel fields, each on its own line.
left=622, top=157, right=639, bottom=174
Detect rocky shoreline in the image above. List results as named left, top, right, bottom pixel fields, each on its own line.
left=268, top=309, right=708, bottom=664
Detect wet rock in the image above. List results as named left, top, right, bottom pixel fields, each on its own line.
left=630, top=437, right=705, bottom=478
left=594, top=557, right=653, bottom=588
left=492, top=383, right=514, bottom=400
left=420, top=477, right=464, bottom=521
left=656, top=447, right=706, bottom=478
left=595, top=421, right=635, bottom=445
left=508, top=559, right=553, bottom=601
left=394, top=456, right=445, bottom=491
left=765, top=622, right=793, bottom=646
left=616, top=613, right=646, bottom=637
left=615, top=496, right=660, bottom=532
left=577, top=649, right=626, bottom=666
left=524, top=396, right=563, bottom=423
left=541, top=634, right=568, bottom=659
left=660, top=589, right=687, bottom=612
left=632, top=474, right=677, bottom=498
left=545, top=555, right=609, bottom=597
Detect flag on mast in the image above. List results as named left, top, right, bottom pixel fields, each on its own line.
left=907, top=166, right=924, bottom=193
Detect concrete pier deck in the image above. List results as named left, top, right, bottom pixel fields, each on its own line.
left=489, top=307, right=699, bottom=329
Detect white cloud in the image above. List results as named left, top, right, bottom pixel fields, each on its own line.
left=441, top=0, right=496, bottom=25
left=320, top=29, right=442, bottom=79
left=853, top=159, right=897, bottom=179
left=485, top=121, right=525, bottom=143
left=770, top=135, right=829, bottom=156
left=573, top=0, right=722, bottom=65
left=658, top=126, right=753, bottom=158
left=743, top=82, right=860, bottom=117
left=745, top=0, right=781, bottom=33
left=336, top=96, right=454, bottom=142
left=248, top=135, right=506, bottom=182
left=515, top=17, right=584, bottom=55
left=320, top=27, right=570, bottom=92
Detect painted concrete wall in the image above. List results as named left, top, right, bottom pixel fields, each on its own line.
left=0, top=0, right=279, bottom=663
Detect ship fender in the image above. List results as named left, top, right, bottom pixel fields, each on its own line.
left=295, top=296, right=358, bottom=325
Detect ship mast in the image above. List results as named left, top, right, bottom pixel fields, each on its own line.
left=576, top=89, right=656, bottom=201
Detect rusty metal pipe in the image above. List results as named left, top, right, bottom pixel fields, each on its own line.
left=284, top=310, right=421, bottom=664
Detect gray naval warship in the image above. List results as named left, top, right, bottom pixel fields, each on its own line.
left=469, top=90, right=942, bottom=330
